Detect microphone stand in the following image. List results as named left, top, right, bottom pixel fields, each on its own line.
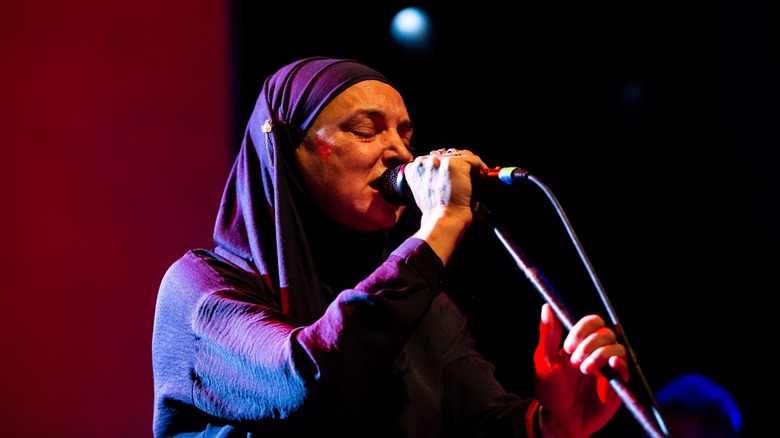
left=472, top=197, right=669, bottom=438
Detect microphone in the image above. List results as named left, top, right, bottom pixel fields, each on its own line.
left=379, top=164, right=530, bottom=206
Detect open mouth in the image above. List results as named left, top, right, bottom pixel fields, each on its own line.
left=369, top=176, right=382, bottom=191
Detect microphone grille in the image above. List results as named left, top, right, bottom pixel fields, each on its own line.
left=379, top=165, right=412, bottom=206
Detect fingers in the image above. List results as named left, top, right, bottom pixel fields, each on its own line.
left=535, top=305, right=630, bottom=381
left=410, top=148, right=483, bottom=181
left=565, top=314, right=628, bottom=378
left=418, top=148, right=481, bottom=169
left=563, top=314, right=614, bottom=354
left=610, top=354, right=630, bottom=382
left=428, top=148, right=462, bottom=156
left=405, top=148, right=486, bottom=215
left=427, top=147, right=475, bottom=156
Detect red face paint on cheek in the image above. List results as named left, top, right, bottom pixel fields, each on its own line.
left=314, top=137, right=333, bottom=160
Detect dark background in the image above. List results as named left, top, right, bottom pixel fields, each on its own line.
left=1, top=1, right=776, bottom=436
left=232, top=2, right=777, bottom=437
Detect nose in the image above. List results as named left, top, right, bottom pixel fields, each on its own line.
left=384, top=133, right=414, bottom=167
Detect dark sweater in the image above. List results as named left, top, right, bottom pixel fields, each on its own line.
left=152, top=238, right=535, bottom=437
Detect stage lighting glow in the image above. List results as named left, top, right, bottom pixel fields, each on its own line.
left=390, top=7, right=431, bottom=49
left=656, top=373, right=742, bottom=435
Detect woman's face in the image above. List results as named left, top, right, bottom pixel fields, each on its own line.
left=295, top=80, right=414, bottom=231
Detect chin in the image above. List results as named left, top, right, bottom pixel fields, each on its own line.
left=351, top=204, right=405, bottom=232
left=379, top=202, right=405, bottom=228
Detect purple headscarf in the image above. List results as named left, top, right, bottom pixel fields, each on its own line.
left=214, top=57, right=393, bottom=324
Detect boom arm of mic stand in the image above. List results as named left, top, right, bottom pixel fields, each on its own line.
left=472, top=201, right=668, bottom=438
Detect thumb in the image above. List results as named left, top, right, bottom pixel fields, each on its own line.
left=534, top=303, right=564, bottom=375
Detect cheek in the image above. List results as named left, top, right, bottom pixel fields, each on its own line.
left=314, top=137, right=333, bottom=160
